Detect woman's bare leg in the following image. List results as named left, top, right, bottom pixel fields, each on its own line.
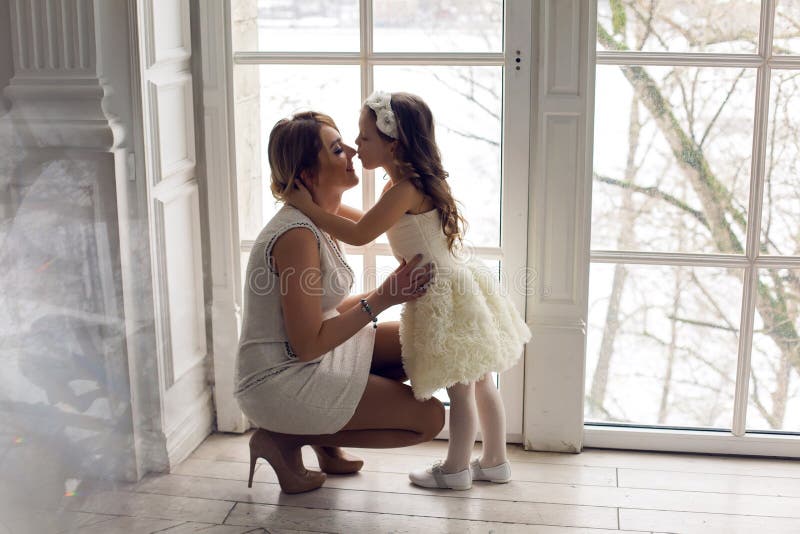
left=311, top=322, right=410, bottom=470
left=257, top=374, right=443, bottom=491
left=369, top=321, right=407, bottom=381
left=276, top=374, right=443, bottom=449
left=441, top=381, right=477, bottom=473
left=270, top=322, right=437, bottom=477
left=474, top=373, right=508, bottom=467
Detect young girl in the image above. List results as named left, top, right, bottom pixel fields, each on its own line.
left=286, top=91, right=531, bottom=490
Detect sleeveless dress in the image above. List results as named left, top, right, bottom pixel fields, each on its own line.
left=234, top=205, right=376, bottom=434
left=386, top=209, right=532, bottom=400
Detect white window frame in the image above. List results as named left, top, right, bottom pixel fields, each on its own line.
left=199, top=0, right=533, bottom=443
left=582, top=0, right=800, bottom=457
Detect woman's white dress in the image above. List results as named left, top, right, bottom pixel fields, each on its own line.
left=234, top=205, right=376, bottom=434
left=386, top=209, right=532, bottom=400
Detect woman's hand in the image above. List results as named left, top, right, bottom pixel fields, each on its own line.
left=376, top=254, right=433, bottom=306
left=285, top=181, right=315, bottom=213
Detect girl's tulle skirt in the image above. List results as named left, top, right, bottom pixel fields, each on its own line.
left=398, top=258, right=532, bottom=400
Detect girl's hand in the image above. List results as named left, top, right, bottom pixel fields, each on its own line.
left=286, top=182, right=314, bottom=212
left=376, top=254, right=433, bottom=306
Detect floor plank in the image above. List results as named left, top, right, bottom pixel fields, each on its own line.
left=0, top=510, right=119, bottom=534
left=64, top=489, right=235, bottom=524
left=225, top=501, right=636, bottom=534
left=59, top=516, right=182, bottom=534
left=619, top=467, right=800, bottom=497
left=620, top=507, right=800, bottom=534
left=158, top=522, right=266, bottom=533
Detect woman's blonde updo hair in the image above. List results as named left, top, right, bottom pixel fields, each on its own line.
left=267, top=111, right=339, bottom=202
left=365, top=92, right=467, bottom=253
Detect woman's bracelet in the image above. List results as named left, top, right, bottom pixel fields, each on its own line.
left=359, top=298, right=378, bottom=329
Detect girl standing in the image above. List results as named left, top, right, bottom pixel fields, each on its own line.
left=287, top=91, right=531, bottom=490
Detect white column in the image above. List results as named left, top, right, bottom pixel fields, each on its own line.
left=3, top=0, right=124, bottom=148
left=523, top=0, right=597, bottom=452
left=0, top=0, right=163, bottom=484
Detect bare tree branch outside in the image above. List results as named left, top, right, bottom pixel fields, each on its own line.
left=590, top=0, right=800, bottom=432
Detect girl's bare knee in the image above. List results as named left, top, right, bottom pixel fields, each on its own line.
left=475, top=374, right=495, bottom=390
left=478, top=372, right=492, bottom=383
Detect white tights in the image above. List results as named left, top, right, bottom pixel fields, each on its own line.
left=441, top=373, right=508, bottom=473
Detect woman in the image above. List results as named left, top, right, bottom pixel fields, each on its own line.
left=235, top=111, right=444, bottom=494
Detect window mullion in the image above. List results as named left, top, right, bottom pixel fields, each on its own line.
left=733, top=268, right=758, bottom=436
left=233, top=52, right=361, bottom=64
left=595, top=51, right=764, bottom=68
left=590, top=250, right=751, bottom=267
left=731, top=0, right=776, bottom=437
left=232, top=53, right=506, bottom=67
left=359, top=0, right=376, bottom=292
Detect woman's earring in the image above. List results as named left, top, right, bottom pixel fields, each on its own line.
left=382, top=172, right=389, bottom=181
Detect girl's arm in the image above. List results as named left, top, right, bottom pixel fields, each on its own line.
left=336, top=204, right=364, bottom=222
left=334, top=181, right=390, bottom=225
left=272, top=227, right=431, bottom=361
left=289, top=181, right=419, bottom=246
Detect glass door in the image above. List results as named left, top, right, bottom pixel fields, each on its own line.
left=228, top=0, right=531, bottom=441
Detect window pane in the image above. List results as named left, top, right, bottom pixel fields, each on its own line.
left=233, top=64, right=362, bottom=240
left=480, top=258, right=500, bottom=281
left=592, top=65, right=756, bottom=254
left=761, top=70, right=800, bottom=256
left=373, top=0, right=502, bottom=53
left=373, top=66, right=502, bottom=248
left=345, top=253, right=364, bottom=295
left=774, top=0, right=800, bottom=55
left=231, top=0, right=360, bottom=52
left=596, top=0, right=760, bottom=54
left=747, top=268, right=800, bottom=433
left=585, top=263, right=744, bottom=429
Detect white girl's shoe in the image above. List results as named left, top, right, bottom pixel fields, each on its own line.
left=470, top=458, right=512, bottom=483
left=409, top=461, right=472, bottom=490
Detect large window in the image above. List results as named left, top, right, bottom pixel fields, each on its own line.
left=228, top=0, right=530, bottom=437
left=588, top=0, right=800, bottom=439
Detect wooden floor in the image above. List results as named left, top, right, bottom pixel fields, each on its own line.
left=39, top=432, right=800, bottom=533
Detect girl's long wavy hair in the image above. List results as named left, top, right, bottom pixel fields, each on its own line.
left=367, top=92, right=467, bottom=253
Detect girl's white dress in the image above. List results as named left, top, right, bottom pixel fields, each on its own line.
left=386, top=209, right=532, bottom=400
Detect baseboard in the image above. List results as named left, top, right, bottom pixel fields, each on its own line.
left=165, top=390, right=214, bottom=468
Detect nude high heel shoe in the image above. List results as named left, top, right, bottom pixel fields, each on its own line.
left=312, top=446, right=364, bottom=475
left=247, top=429, right=326, bottom=493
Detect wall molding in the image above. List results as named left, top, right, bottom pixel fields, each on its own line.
left=2, top=0, right=123, bottom=150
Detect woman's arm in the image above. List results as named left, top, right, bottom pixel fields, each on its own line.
left=272, top=227, right=431, bottom=361
left=288, top=181, right=419, bottom=246
left=336, top=291, right=369, bottom=313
